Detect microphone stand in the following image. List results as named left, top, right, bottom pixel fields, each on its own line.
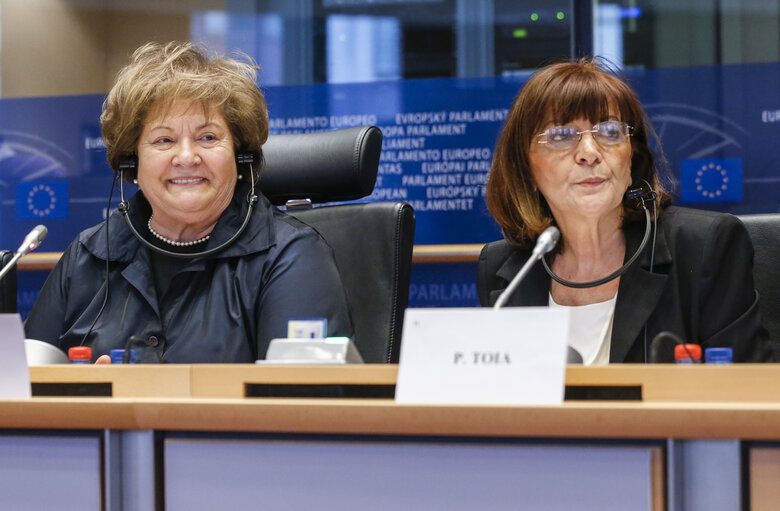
left=0, top=252, right=26, bottom=283
left=0, top=228, right=47, bottom=282
left=493, top=226, right=560, bottom=309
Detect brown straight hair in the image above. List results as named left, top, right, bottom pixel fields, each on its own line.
left=486, top=58, right=671, bottom=247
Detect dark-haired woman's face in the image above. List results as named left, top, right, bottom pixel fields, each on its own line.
left=528, top=114, right=633, bottom=225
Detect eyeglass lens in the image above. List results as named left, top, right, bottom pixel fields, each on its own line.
left=540, top=121, right=630, bottom=149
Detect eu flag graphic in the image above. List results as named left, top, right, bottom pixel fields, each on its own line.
left=680, top=158, right=743, bottom=203
left=15, top=181, right=69, bottom=219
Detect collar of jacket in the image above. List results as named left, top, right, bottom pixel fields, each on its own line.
left=609, top=209, right=673, bottom=361
left=79, top=182, right=277, bottom=263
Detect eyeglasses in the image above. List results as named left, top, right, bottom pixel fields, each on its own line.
left=536, top=121, right=633, bottom=150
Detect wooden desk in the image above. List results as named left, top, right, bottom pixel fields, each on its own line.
left=26, top=362, right=780, bottom=402
left=18, top=244, right=486, bottom=271
left=4, top=364, right=780, bottom=511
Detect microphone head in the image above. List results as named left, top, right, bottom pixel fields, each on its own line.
left=494, top=225, right=561, bottom=309
left=17, top=225, right=48, bottom=255
left=536, top=226, right=560, bottom=255
left=32, top=225, right=48, bottom=243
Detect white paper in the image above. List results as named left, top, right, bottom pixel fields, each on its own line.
left=396, top=307, right=569, bottom=405
left=0, top=314, right=32, bottom=399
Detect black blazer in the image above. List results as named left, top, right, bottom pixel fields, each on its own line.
left=477, top=207, right=773, bottom=363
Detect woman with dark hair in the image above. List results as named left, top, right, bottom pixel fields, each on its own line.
left=478, top=58, right=771, bottom=364
left=25, top=41, right=353, bottom=363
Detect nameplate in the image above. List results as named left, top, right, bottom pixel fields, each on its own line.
left=0, top=314, right=32, bottom=399
left=396, top=308, right=569, bottom=405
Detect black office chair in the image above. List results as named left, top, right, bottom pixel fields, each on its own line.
left=739, top=214, right=780, bottom=357
left=259, top=126, right=415, bottom=363
left=0, top=250, right=17, bottom=313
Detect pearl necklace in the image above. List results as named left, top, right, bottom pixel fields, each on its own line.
left=147, top=217, right=210, bottom=247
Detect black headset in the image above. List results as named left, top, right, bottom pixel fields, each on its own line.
left=79, top=152, right=259, bottom=348
left=117, top=152, right=259, bottom=259
left=541, top=182, right=658, bottom=289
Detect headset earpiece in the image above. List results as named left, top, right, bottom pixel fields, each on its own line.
left=118, top=155, right=138, bottom=171
left=235, top=152, right=259, bottom=203
left=236, top=152, right=256, bottom=165
left=236, top=152, right=257, bottom=182
left=626, top=185, right=657, bottom=211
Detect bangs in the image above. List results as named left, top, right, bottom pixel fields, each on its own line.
left=550, top=84, right=615, bottom=125
left=531, top=65, right=637, bottom=130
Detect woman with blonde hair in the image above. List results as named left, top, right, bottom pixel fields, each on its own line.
left=26, top=41, right=352, bottom=363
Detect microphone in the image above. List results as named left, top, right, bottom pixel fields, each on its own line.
left=648, top=331, right=701, bottom=363
left=0, top=225, right=48, bottom=282
left=493, top=226, right=560, bottom=309
left=123, top=335, right=165, bottom=364
left=17, top=225, right=48, bottom=255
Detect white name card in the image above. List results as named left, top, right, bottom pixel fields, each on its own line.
left=396, top=307, right=569, bottom=405
left=0, top=314, right=32, bottom=400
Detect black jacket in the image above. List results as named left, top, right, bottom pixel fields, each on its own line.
left=25, top=188, right=353, bottom=362
left=477, top=206, right=773, bottom=363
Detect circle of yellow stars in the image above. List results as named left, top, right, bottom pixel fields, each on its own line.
left=694, top=163, right=729, bottom=199
left=27, top=184, right=57, bottom=217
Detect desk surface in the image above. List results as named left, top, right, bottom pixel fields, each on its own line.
left=4, top=364, right=780, bottom=440
left=3, top=396, right=780, bottom=439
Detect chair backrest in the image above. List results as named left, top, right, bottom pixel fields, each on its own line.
left=0, top=250, right=17, bottom=313
left=259, top=126, right=415, bottom=363
left=739, top=214, right=780, bottom=354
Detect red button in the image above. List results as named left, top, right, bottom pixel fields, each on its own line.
left=68, top=346, right=92, bottom=361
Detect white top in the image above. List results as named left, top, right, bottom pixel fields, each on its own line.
left=549, top=293, right=617, bottom=366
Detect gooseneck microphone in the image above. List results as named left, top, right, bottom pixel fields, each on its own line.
left=648, top=331, right=701, bottom=363
left=493, top=226, right=560, bottom=309
left=0, top=225, right=48, bottom=282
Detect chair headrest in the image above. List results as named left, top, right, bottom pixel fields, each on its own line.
left=259, top=126, right=383, bottom=205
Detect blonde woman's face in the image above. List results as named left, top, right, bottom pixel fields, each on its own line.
left=136, top=99, right=237, bottom=233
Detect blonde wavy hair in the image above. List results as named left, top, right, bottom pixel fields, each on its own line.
left=100, top=41, right=269, bottom=181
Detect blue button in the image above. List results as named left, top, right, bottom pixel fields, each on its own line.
left=705, top=347, right=733, bottom=364
left=110, top=349, right=135, bottom=364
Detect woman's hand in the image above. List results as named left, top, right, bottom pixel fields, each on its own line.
left=95, top=354, right=112, bottom=364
